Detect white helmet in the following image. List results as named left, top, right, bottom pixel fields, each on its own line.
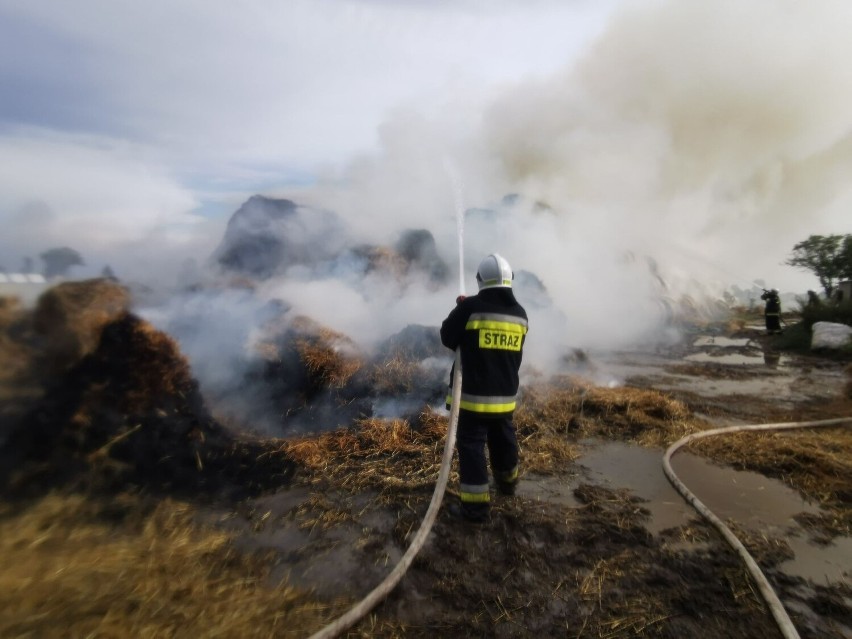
left=476, top=253, right=513, bottom=290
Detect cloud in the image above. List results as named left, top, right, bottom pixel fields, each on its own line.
left=0, top=129, right=217, bottom=280
left=0, top=132, right=196, bottom=238
left=0, top=0, right=615, bottom=168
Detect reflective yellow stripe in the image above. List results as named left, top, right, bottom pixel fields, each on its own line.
left=497, top=466, right=518, bottom=482
left=448, top=393, right=518, bottom=414
left=460, top=491, right=491, bottom=503
left=465, top=319, right=528, bottom=333
left=469, top=312, right=528, bottom=326
left=480, top=278, right=512, bottom=287
left=459, top=398, right=516, bottom=413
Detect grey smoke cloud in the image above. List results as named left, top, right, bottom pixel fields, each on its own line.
left=482, top=0, right=852, bottom=290
left=290, top=0, right=852, bottom=352
left=5, top=0, right=852, bottom=431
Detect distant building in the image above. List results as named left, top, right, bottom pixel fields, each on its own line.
left=0, top=273, right=50, bottom=305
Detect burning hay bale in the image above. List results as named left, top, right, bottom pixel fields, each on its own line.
left=2, top=312, right=294, bottom=499
left=344, top=244, right=408, bottom=281
left=213, top=195, right=348, bottom=279
left=393, top=228, right=449, bottom=285
left=245, top=315, right=446, bottom=432
left=368, top=324, right=447, bottom=401
left=376, top=323, right=443, bottom=362
left=292, top=319, right=363, bottom=392
left=250, top=315, right=372, bottom=432
left=32, top=279, right=130, bottom=374
left=367, top=354, right=423, bottom=396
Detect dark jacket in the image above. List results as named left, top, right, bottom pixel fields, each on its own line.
left=440, top=288, right=528, bottom=417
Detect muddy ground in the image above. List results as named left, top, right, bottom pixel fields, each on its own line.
left=1, top=295, right=851, bottom=638
left=215, top=324, right=851, bottom=639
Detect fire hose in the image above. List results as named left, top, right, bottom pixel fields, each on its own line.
left=308, top=169, right=469, bottom=638
left=663, top=416, right=852, bottom=639
left=306, top=398, right=849, bottom=637
left=307, top=350, right=462, bottom=639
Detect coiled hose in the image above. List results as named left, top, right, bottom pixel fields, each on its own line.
left=663, top=416, right=852, bottom=639
left=307, top=351, right=462, bottom=639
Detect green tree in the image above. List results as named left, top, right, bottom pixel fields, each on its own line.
left=785, top=234, right=851, bottom=297
left=842, top=235, right=852, bottom=281
left=40, top=247, right=84, bottom=279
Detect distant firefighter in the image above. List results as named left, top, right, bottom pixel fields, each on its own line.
left=806, top=290, right=821, bottom=308
left=760, top=289, right=782, bottom=334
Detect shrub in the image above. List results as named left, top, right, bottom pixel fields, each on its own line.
left=799, top=299, right=852, bottom=329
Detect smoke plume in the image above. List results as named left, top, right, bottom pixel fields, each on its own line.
left=121, top=0, right=852, bottom=432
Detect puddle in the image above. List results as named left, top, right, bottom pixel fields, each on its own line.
left=536, top=339, right=852, bottom=584
left=692, top=337, right=753, bottom=348
left=668, top=451, right=820, bottom=529
left=782, top=536, right=852, bottom=584
left=671, top=452, right=851, bottom=584
left=517, top=473, right=581, bottom=508
left=576, top=441, right=698, bottom=533
left=564, top=441, right=851, bottom=584
left=683, top=352, right=786, bottom=366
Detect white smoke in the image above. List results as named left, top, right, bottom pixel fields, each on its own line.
left=19, top=0, right=851, bottom=432
left=286, top=0, right=852, bottom=353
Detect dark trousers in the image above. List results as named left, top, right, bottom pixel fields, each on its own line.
left=456, top=413, right=519, bottom=512
left=765, top=314, right=781, bottom=331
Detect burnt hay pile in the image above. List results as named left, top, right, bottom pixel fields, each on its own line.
left=1, top=280, right=701, bottom=503
left=0, top=281, right=293, bottom=499
left=243, top=315, right=446, bottom=432
left=1, top=280, right=450, bottom=501
left=250, top=315, right=371, bottom=430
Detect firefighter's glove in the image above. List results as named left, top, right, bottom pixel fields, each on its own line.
left=456, top=295, right=466, bottom=305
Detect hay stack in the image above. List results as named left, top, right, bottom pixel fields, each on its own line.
left=32, top=279, right=130, bottom=373
left=2, top=312, right=294, bottom=498
left=0, top=297, right=29, bottom=385
left=368, top=324, right=444, bottom=397
left=291, top=317, right=363, bottom=391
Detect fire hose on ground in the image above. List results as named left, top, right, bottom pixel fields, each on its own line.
left=307, top=350, right=463, bottom=639
left=663, top=416, right=852, bottom=639
left=308, top=407, right=850, bottom=638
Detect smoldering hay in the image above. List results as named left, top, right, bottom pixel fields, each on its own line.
left=143, top=0, right=852, bottom=434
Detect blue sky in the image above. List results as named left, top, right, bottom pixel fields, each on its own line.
left=1, top=0, right=851, bottom=296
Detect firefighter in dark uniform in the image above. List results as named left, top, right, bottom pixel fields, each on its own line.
left=761, top=288, right=782, bottom=334
left=440, top=254, right=528, bottom=523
